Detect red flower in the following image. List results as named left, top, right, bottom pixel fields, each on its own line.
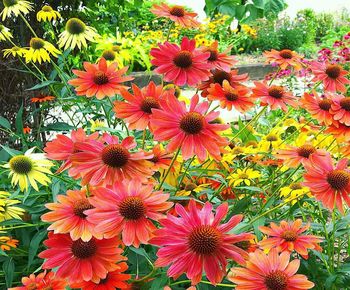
left=202, top=41, right=236, bottom=72
left=68, top=58, right=133, bottom=99
left=9, top=271, right=67, bottom=290
left=264, top=49, right=303, bottom=71
left=150, top=37, right=211, bottom=86
left=326, top=121, right=350, bottom=141
left=150, top=93, right=229, bottom=161
left=31, top=94, right=55, bottom=103
left=150, top=3, right=200, bottom=28
left=39, top=232, right=125, bottom=283
left=150, top=200, right=253, bottom=285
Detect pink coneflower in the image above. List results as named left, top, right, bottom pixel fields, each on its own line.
left=330, top=95, right=350, bottom=126
left=68, top=58, right=133, bottom=100
left=41, top=188, right=101, bottom=242
left=228, top=249, right=314, bottom=289
left=202, top=41, right=236, bottom=72
left=86, top=180, right=173, bottom=247
left=150, top=199, right=253, bottom=285
left=310, top=61, right=350, bottom=93
left=252, top=82, right=298, bottom=112
left=259, top=219, right=322, bottom=259
left=264, top=49, right=303, bottom=71
left=303, top=153, right=350, bottom=214
left=44, top=128, right=99, bottom=174
left=326, top=121, right=350, bottom=141
left=150, top=37, right=211, bottom=86
left=150, top=93, right=229, bottom=161
left=300, top=91, right=335, bottom=126
left=69, top=133, right=154, bottom=186
left=207, top=80, right=254, bottom=112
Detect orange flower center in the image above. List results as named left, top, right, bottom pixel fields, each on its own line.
left=327, top=169, right=350, bottom=190
left=318, top=98, right=332, bottom=111
left=225, top=92, right=239, bottom=101
left=73, top=199, right=94, bottom=218
left=297, top=144, right=316, bottom=158
left=93, top=71, right=109, bottom=85
left=289, top=183, right=303, bottom=190
left=213, top=70, right=231, bottom=85
left=101, top=144, right=130, bottom=168
left=340, top=98, right=350, bottom=111
left=325, top=64, right=341, bottom=79
left=281, top=230, right=298, bottom=241
left=119, top=196, right=146, bottom=220
left=169, top=6, right=185, bottom=17
left=71, top=239, right=97, bottom=259
left=180, top=112, right=204, bottom=134
left=188, top=225, right=221, bottom=255
left=173, top=50, right=193, bottom=68
left=140, top=97, right=160, bottom=114
left=208, top=49, right=219, bottom=61
left=268, top=86, right=284, bottom=99
left=235, top=240, right=251, bottom=250
left=279, top=49, right=293, bottom=59
left=264, top=270, right=288, bottom=290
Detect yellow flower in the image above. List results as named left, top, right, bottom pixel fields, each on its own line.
left=280, top=183, right=311, bottom=204
left=0, top=24, right=12, bottom=41
left=259, top=130, right=284, bottom=151
left=0, top=192, right=25, bottom=221
left=36, top=5, right=61, bottom=22
left=101, top=49, right=117, bottom=62
left=0, top=236, right=19, bottom=251
left=3, top=46, right=25, bottom=58
left=2, top=147, right=53, bottom=191
left=89, top=119, right=106, bottom=132
left=1, top=0, right=33, bottom=21
left=228, top=168, right=261, bottom=187
left=24, top=37, right=61, bottom=64
left=176, top=182, right=209, bottom=197
left=58, top=18, right=99, bottom=50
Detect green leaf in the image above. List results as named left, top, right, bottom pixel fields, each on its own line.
left=129, top=246, right=151, bottom=260
left=0, top=116, right=11, bottom=129
left=28, top=230, right=47, bottom=267
left=0, top=145, right=21, bottom=157
left=43, top=122, right=74, bottom=132
left=15, top=103, right=23, bottom=135
left=3, top=257, right=14, bottom=287
left=26, top=80, right=60, bottom=91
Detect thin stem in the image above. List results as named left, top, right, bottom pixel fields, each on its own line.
left=19, top=13, right=38, bottom=37
left=158, top=147, right=181, bottom=189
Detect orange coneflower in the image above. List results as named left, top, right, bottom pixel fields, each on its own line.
left=31, top=94, right=55, bottom=103
left=9, top=271, right=67, bottom=290
left=229, top=249, right=314, bottom=289
left=264, top=49, right=303, bottom=71
left=326, top=121, right=350, bottom=142
left=23, top=126, right=31, bottom=134
left=330, top=95, right=350, bottom=126
left=150, top=3, right=200, bottom=28
left=0, top=236, right=19, bottom=251
left=259, top=219, right=322, bottom=259
left=148, top=144, right=173, bottom=171
left=202, top=41, right=236, bottom=72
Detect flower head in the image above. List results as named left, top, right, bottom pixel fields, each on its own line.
left=58, top=17, right=99, bottom=50
left=3, top=46, right=25, bottom=58
left=259, top=219, right=322, bottom=259
left=148, top=144, right=173, bottom=171
left=202, top=41, right=236, bottom=72
left=69, top=58, right=133, bottom=99
left=0, top=24, right=12, bottom=41
left=36, top=5, right=61, bottom=22
left=86, top=180, right=172, bottom=247
left=0, top=191, right=25, bottom=221
left=228, top=249, right=314, bottom=289
left=31, top=94, right=55, bottom=103
left=150, top=37, right=211, bottom=86
left=1, top=0, right=33, bottom=21
left=264, top=49, right=303, bottom=70
left=39, top=232, right=125, bottom=283
left=228, top=168, right=261, bottom=187
left=151, top=3, right=200, bottom=28
left=0, top=236, right=19, bottom=251
left=330, top=95, right=350, bottom=126
left=150, top=93, right=229, bottom=162
left=2, top=148, right=53, bottom=191
left=9, top=271, right=67, bottom=290
left=24, top=37, right=61, bottom=64
left=280, top=183, right=311, bottom=204
left=151, top=200, right=253, bottom=285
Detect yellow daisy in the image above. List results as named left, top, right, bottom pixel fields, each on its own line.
left=0, top=191, right=25, bottom=221
left=36, top=5, right=61, bottom=22
left=0, top=24, right=12, bottom=41
left=280, top=183, right=311, bottom=205
left=228, top=168, right=261, bottom=187
left=2, top=147, right=53, bottom=191
left=1, top=0, right=33, bottom=21
left=3, top=46, right=25, bottom=58
left=176, top=181, right=210, bottom=197
left=58, top=18, right=99, bottom=50
left=89, top=119, right=106, bottom=132
left=24, top=37, right=61, bottom=64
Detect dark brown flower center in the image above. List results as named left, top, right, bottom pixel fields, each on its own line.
left=9, top=155, right=33, bottom=175
left=268, top=86, right=284, bottom=99
left=188, top=225, right=221, bottom=255
left=102, top=50, right=116, bottom=61
left=289, top=183, right=303, bottom=190
left=327, top=169, right=350, bottom=190
left=208, top=49, right=219, bottom=61
left=318, top=98, right=332, bottom=111
left=266, top=134, right=278, bottom=142
left=3, top=0, right=18, bottom=7
left=93, top=71, right=109, bottom=85
left=235, top=240, right=251, bottom=250
left=225, top=92, right=239, bottom=101
left=42, top=5, right=53, bottom=12
left=325, top=64, right=341, bottom=79
left=180, top=112, right=204, bottom=134
left=149, top=155, right=159, bottom=163
left=297, top=144, right=316, bottom=158
left=340, top=98, right=350, bottom=111
left=281, top=230, right=298, bottom=242
left=265, top=270, right=288, bottom=290
left=279, top=49, right=293, bottom=59
left=173, top=50, right=193, bottom=68
left=30, top=38, right=45, bottom=50
left=140, top=97, right=160, bottom=114
left=73, top=199, right=94, bottom=218
left=71, top=239, right=97, bottom=259
left=119, top=196, right=146, bottom=220
left=184, top=182, right=197, bottom=191
left=101, top=144, right=130, bottom=168
left=213, top=70, right=231, bottom=85
left=66, top=18, right=86, bottom=35
left=169, top=6, right=185, bottom=17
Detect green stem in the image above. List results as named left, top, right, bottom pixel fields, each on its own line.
left=19, top=13, right=38, bottom=37
left=176, top=156, right=195, bottom=190
left=158, top=147, right=181, bottom=190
